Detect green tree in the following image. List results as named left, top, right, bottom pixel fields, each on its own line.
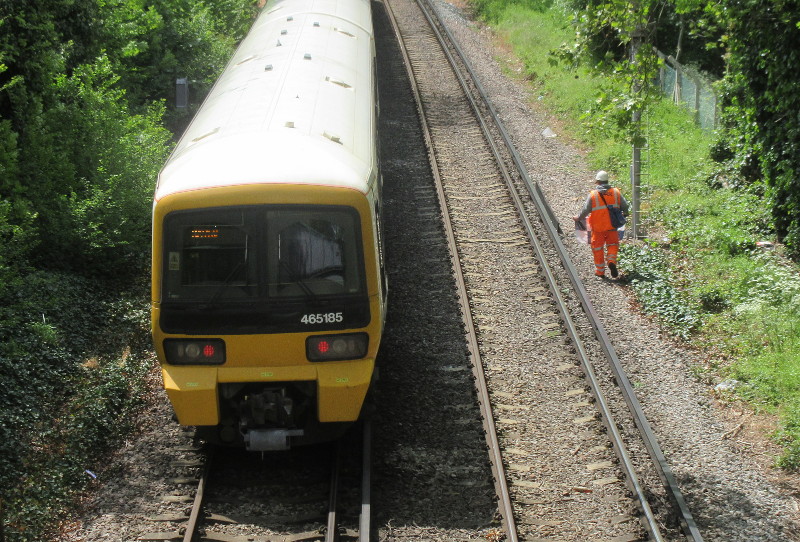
left=0, top=0, right=256, bottom=278
left=16, top=56, right=171, bottom=276
left=96, top=0, right=244, bottom=108
left=556, top=0, right=664, bottom=144
left=712, top=0, right=800, bottom=254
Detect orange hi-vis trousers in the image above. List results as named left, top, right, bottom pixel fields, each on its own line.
left=591, top=229, right=619, bottom=276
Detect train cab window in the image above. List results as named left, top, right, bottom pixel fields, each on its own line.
left=277, top=222, right=344, bottom=283
left=163, top=209, right=257, bottom=301
left=182, top=225, right=248, bottom=285
left=266, top=208, right=363, bottom=298
left=162, top=205, right=364, bottom=303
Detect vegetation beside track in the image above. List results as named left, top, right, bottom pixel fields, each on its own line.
left=0, top=1, right=258, bottom=540
left=469, top=0, right=800, bottom=469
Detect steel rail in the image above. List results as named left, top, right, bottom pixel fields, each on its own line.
left=325, top=441, right=342, bottom=542
left=182, top=446, right=214, bottom=542
left=415, top=1, right=704, bottom=540
left=359, top=420, right=373, bottom=542
left=380, top=1, right=520, bottom=541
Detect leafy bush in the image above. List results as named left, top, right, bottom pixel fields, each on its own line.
left=19, top=56, right=172, bottom=278
left=619, top=243, right=702, bottom=339
left=0, top=270, right=153, bottom=541
left=111, top=0, right=256, bottom=108
left=0, top=1, right=259, bottom=538
left=711, top=1, right=800, bottom=257
left=775, top=402, right=800, bottom=470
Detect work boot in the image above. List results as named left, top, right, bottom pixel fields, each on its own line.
left=608, top=262, right=618, bottom=278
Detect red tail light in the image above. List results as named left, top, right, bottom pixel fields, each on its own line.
left=164, top=339, right=226, bottom=365
left=307, top=333, right=368, bottom=362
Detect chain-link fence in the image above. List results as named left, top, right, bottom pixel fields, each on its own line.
left=655, top=51, right=718, bottom=131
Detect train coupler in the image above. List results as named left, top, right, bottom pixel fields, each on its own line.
left=243, top=428, right=304, bottom=451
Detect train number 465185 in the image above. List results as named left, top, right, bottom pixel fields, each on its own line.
left=301, top=312, right=344, bottom=325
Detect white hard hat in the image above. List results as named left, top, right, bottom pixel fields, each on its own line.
left=595, top=170, right=609, bottom=182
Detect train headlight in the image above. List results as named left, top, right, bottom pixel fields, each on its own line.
left=164, top=339, right=226, bottom=365
left=307, top=333, right=368, bottom=362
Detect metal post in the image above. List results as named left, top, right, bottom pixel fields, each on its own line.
left=176, top=78, right=189, bottom=109
left=694, top=76, right=701, bottom=124
left=631, top=143, right=641, bottom=240
left=630, top=22, right=644, bottom=240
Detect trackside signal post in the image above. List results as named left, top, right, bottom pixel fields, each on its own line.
left=175, top=78, right=188, bottom=109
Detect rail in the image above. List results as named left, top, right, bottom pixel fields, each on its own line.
left=417, top=0, right=703, bottom=542
left=380, top=1, right=521, bottom=540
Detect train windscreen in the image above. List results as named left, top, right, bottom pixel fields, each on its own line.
left=161, top=205, right=365, bottom=303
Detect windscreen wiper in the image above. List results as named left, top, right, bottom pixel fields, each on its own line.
left=204, top=260, right=246, bottom=306
left=279, top=260, right=320, bottom=305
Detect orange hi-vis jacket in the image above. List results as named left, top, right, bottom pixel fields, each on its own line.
left=587, top=187, right=623, bottom=232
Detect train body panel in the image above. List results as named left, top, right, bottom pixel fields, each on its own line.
left=160, top=359, right=374, bottom=426
left=151, top=0, right=383, bottom=451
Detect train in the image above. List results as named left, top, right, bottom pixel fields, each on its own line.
left=150, top=0, right=385, bottom=451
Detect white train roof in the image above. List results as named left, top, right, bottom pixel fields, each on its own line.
left=156, top=0, right=376, bottom=201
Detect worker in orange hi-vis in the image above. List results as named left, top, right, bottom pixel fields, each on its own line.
left=573, top=171, right=630, bottom=279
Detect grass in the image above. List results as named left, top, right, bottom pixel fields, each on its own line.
left=470, top=0, right=800, bottom=470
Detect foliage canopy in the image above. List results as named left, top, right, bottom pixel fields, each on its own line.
left=0, top=0, right=256, bottom=278
left=0, top=1, right=258, bottom=540
left=711, top=0, right=800, bottom=254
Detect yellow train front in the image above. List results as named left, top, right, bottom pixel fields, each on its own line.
left=151, top=0, right=385, bottom=451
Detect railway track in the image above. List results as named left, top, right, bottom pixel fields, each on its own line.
left=381, top=0, right=704, bottom=539
left=138, top=421, right=373, bottom=542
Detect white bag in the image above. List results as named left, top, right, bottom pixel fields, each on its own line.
left=574, top=218, right=589, bottom=244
